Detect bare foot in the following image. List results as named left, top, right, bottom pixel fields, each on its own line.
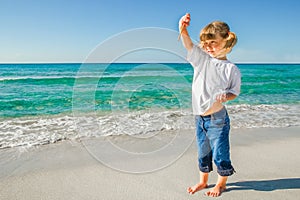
left=205, top=184, right=226, bottom=197
left=187, top=183, right=208, bottom=194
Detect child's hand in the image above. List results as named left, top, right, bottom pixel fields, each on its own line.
left=179, top=13, right=190, bottom=31
left=178, top=13, right=193, bottom=46
left=216, top=93, right=228, bottom=103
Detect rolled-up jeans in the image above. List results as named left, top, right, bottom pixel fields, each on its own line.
left=195, top=107, right=235, bottom=176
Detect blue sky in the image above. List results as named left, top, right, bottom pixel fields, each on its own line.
left=1, top=0, right=299, bottom=63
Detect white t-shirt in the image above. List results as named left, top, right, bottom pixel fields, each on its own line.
left=187, top=45, right=241, bottom=115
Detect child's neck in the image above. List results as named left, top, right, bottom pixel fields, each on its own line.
left=215, top=55, right=227, bottom=60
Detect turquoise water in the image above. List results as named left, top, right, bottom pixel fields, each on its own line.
left=0, top=63, right=299, bottom=118
left=0, top=63, right=299, bottom=148
left=237, top=64, right=300, bottom=105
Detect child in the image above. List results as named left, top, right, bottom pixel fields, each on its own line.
left=179, top=13, right=241, bottom=197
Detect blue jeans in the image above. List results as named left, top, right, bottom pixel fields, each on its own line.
left=195, top=107, right=235, bottom=176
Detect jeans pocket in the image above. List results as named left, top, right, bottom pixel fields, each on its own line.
left=211, top=108, right=228, bottom=129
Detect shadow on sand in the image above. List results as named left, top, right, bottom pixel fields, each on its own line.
left=227, top=178, right=300, bottom=192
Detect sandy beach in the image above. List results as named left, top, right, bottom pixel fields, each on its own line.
left=0, top=126, right=299, bottom=200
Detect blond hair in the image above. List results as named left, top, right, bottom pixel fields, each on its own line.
left=200, top=21, right=237, bottom=51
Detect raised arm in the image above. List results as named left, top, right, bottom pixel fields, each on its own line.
left=179, top=13, right=193, bottom=51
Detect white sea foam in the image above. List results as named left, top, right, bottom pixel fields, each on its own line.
left=227, top=104, right=300, bottom=128
left=0, top=104, right=299, bottom=149
left=0, top=71, right=187, bottom=81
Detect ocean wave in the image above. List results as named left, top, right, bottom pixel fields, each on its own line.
left=0, top=76, right=76, bottom=82
left=0, top=104, right=299, bottom=149
left=0, top=73, right=190, bottom=82
left=227, top=104, right=300, bottom=128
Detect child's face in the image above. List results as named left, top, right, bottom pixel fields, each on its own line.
left=202, top=34, right=227, bottom=58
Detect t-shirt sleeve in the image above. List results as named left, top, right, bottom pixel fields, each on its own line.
left=227, top=66, right=241, bottom=96
left=187, top=45, right=210, bottom=68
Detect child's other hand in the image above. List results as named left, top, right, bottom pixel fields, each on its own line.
left=179, top=13, right=190, bottom=31
left=216, top=93, right=227, bottom=103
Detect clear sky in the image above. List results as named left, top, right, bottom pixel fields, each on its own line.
left=1, top=0, right=299, bottom=63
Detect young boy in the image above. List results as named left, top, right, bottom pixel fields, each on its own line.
left=179, top=13, right=241, bottom=197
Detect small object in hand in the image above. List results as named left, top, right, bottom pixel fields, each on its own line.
left=178, top=27, right=184, bottom=41
left=178, top=13, right=190, bottom=41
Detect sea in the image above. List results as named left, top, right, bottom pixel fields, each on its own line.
left=0, top=63, right=299, bottom=149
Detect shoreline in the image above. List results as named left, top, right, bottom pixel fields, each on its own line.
left=1, top=126, right=300, bottom=199
left=1, top=103, right=300, bottom=150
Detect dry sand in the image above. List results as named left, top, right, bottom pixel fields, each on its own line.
left=0, top=126, right=299, bottom=200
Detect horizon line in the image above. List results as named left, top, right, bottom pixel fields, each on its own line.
left=0, top=61, right=300, bottom=65
left=1, top=62, right=300, bottom=65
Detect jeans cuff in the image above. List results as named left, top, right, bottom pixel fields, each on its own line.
left=199, top=165, right=213, bottom=173
left=217, top=168, right=236, bottom=176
